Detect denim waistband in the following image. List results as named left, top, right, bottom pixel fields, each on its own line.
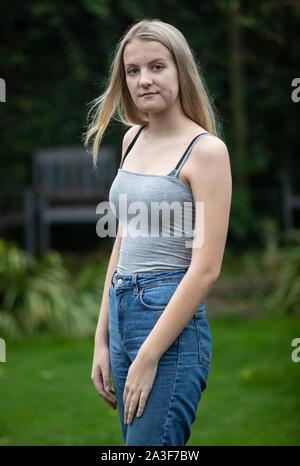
left=111, top=267, right=189, bottom=288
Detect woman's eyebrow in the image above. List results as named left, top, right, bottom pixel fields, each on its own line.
left=125, top=58, right=167, bottom=67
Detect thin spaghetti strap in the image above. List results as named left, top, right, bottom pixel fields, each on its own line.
left=119, top=125, right=146, bottom=169
left=174, top=132, right=213, bottom=178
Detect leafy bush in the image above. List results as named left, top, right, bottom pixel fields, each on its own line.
left=261, top=220, right=300, bottom=317
left=0, top=239, right=104, bottom=337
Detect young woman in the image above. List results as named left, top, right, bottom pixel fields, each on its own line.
left=85, top=19, right=232, bottom=446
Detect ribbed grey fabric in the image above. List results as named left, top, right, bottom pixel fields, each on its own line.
left=108, top=126, right=214, bottom=274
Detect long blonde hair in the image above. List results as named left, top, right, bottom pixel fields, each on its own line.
left=83, top=18, right=222, bottom=166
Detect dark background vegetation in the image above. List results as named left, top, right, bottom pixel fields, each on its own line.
left=0, top=0, right=299, bottom=447
left=1, top=0, right=299, bottom=251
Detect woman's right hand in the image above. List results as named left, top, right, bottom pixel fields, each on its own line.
left=91, top=343, right=117, bottom=410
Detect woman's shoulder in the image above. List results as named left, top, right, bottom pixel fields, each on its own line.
left=121, top=124, right=143, bottom=156
left=188, top=121, right=227, bottom=153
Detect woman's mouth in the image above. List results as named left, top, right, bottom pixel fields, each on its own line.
left=140, top=92, right=158, bottom=97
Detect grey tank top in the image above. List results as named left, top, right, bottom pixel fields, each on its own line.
left=109, top=125, right=214, bottom=274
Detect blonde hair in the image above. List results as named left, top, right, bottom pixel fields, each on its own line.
left=83, top=18, right=223, bottom=166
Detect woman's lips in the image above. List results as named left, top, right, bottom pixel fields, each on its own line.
left=141, top=93, right=158, bottom=97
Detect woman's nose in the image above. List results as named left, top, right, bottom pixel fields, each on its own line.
left=139, top=70, right=153, bottom=85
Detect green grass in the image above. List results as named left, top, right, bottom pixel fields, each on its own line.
left=0, top=312, right=299, bottom=446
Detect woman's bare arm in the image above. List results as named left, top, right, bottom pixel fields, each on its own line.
left=94, top=125, right=139, bottom=347
left=94, top=221, right=122, bottom=346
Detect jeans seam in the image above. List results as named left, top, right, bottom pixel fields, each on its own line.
left=161, top=349, right=180, bottom=446
left=195, top=317, right=210, bottom=367
left=138, top=280, right=181, bottom=289
left=111, top=269, right=117, bottom=286
left=195, top=316, right=203, bottom=365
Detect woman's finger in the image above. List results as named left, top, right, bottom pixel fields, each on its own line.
left=125, top=393, right=139, bottom=424
left=102, top=395, right=117, bottom=409
left=92, top=374, right=117, bottom=407
left=124, top=390, right=134, bottom=424
left=136, top=393, right=146, bottom=418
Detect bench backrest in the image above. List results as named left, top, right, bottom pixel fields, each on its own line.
left=33, top=145, right=116, bottom=201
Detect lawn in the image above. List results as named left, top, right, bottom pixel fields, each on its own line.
left=0, top=312, right=299, bottom=446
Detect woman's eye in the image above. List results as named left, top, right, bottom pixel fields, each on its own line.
left=127, top=65, right=163, bottom=75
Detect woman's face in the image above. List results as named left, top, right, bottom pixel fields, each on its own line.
left=123, top=38, right=180, bottom=115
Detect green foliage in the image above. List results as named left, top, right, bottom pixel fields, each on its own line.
left=228, top=185, right=254, bottom=240
left=260, top=220, right=300, bottom=316
left=1, top=1, right=299, bottom=249
left=0, top=239, right=104, bottom=338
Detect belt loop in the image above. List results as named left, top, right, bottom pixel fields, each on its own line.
left=111, top=269, right=117, bottom=286
left=132, top=273, right=138, bottom=295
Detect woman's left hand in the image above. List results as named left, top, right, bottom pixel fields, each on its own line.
left=123, top=353, right=159, bottom=424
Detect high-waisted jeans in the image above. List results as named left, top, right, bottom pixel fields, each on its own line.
left=108, top=267, right=212, bottom=446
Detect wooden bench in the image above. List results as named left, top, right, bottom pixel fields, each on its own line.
left=29, top=144, right=116, bottom=253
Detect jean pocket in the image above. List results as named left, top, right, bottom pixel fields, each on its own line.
left=111, top=269, right=117, bottom=286
left=194, top=313, right=212, bottom=367
left=138, top=282, right=180, bottom=311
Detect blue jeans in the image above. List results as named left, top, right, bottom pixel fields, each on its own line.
left=108, top=267, right=212, bottom=446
